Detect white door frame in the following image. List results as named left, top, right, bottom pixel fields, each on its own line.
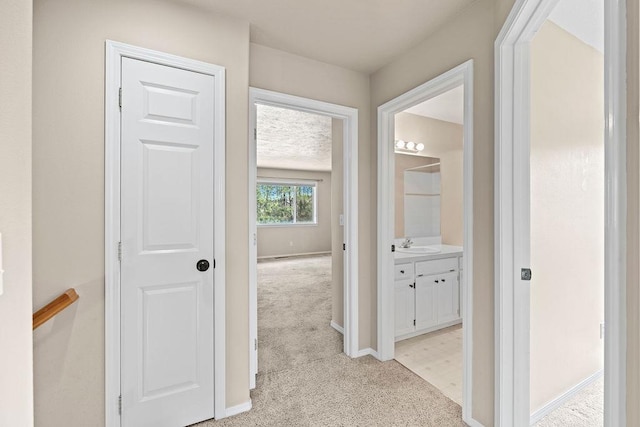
left=248, top=88, right=359, bottom=388
left=376, top=60, right=476, bottom=425
left=104, top=40, right=227, bottom=426
left=494, top=0, right=627, bottom=425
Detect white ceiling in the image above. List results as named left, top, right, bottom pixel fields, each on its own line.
left=256, top=104, right=332, bottom=171
left=404, top=85, right=464, bottom=125
left=179, top=0, right=477, bottom=73
left=548, top=0, right=604, bottom=53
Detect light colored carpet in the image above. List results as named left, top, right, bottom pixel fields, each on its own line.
left=194, top=255, right=464, bottom=427
left=255, top=255, right=343, bottom=374
left=535, top=376, right=603, bottom=427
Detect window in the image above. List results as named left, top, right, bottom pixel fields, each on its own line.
left=257, top=180, right=317, bottom=225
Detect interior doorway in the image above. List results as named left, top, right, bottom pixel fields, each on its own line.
left=494, top=0, right=627, bottom=425
left=376, top=60, right=475, bottom=424
left=248, top=88, right=359, bottom=389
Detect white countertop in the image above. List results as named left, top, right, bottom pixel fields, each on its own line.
left=394, top=244, right=463, bottom=263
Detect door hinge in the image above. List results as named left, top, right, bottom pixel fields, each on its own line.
left=391, top=244, right=395, bottom=252
left=254, top=338, right=257, bottom=350
left=118, top=87, right=122, bottom=111
left=343, top=243, right=346, bottom=251
left=254, top=128, right=257, bottom=139
left=118, top=395, right=122, bottom=415
left=117, top=241, right=122, bottom=262
left=413, top=319, right=416, bottom=326
left=521, top=268, right=532, bottom=281
left=213, top=259, right=216, bottom=269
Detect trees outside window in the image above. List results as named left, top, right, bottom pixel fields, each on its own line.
left=257, top=182, right=316, bottom=225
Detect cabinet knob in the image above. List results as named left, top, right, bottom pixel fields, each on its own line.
left=400, top=270, right=405, bottom=274
left=435, top=280, right=439, bottom=283
left=442, top=278, right=446, bottom=282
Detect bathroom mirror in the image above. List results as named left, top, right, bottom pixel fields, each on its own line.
left=394, top=153, right=441, bottom=239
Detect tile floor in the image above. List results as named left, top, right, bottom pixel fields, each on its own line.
left=394, top=324, right=463, bottom=405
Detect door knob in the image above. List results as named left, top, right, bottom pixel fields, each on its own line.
left=196, top=259, right=210, bottom=272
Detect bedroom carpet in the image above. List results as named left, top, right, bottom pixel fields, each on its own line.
left=193, top=255, right=464, bottom=427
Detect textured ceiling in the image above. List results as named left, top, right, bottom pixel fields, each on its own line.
left=404, top=85, right=464, bottom=125
left=178, top=0, right=476, bottom=72
left=257, top=105, right=332, bottom=172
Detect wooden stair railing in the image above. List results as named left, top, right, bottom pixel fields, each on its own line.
left=33, top=288, right=79, bottom=330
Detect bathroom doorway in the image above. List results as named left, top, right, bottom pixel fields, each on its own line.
left=377, top=61, right=474, bottom=423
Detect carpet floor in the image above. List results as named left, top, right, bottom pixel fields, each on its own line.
left=535, top=376, right=603, bottom=426
left=194, top=255, right=464, bottom=427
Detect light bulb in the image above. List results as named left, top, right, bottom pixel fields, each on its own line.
left=395, top=140, right=405, bottom=149
left=406, top=141, right=415, bottom=150
left=416, top=143, right=425, bottom=151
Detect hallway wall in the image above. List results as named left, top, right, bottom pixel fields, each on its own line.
left=32, top=0, right=251, bottom=424
left=0, top=1, right=34, bottom=425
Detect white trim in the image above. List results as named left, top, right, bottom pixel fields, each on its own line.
left=330, top=320, right=345, bottom=334
left=494, top=0, right=626, bottom=425
left=354, top=348, right=379, bottom=358
left=376, top=60, right=474, bottom=424
left=225, top=400, right=253, bottom=418
left=530, top=370, right=604, bottom=425
left=104, top=40, right=227, bottom=425
left=465, top=418, right=486, bottom=427
left=258, top=251, right=331, bottom=260
left=394, top=320, right=462, bottom=342
left=248, top=87, right=359, bottom=390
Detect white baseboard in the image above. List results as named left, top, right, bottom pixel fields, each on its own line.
left=354, top=347, right=379, bottom=359
left=225, top=400, right=252, bottom=418
left=257, top=251, right=331, bottom=260
left=530, top=369, right=603, bottom=425
left=463, top=416, right=485, bottom=427
left=330, top=320, right=344, bottom=334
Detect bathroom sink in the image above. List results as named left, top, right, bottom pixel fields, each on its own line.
left=396, top=246, right=441, bottom=254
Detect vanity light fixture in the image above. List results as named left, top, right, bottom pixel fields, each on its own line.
left=394, top=139, right=425, bottom=154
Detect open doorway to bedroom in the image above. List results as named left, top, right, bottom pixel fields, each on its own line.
left=248, top=88, right=359, bottom=390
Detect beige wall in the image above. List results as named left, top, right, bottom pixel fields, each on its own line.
left=530, top=21, right=605, bottom=412
left=371, top=0, right=497, bottom=423
left=250, top=43, right=373, bottom=349
left=394, top=154, right=440, bottom=238
left=32, top=0, right=250, bottom=425
left=331, top=119, right=345, bottom=328
left=440, top=150, right=464, bottom=246
left=256, top=168, right=332, bottom=258
left=395, top=112, right=463, bottom=157
left=0, top=1, right=34, bottom=425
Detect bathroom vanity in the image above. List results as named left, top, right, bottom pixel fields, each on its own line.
left=394, top=245, right=463, bottom=341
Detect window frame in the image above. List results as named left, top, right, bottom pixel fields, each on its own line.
left=256, top=178, right=318, bottom=227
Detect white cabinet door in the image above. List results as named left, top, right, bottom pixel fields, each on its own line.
left=415, top=274, right=439, bottom=330
left=120, top=57, right=215, bottom=427
left=394, top=280, right=415, bottom=337
left=436, top=271, right=460, bottom=324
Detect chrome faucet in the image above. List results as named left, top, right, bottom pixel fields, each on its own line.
left=400, top=237, right=413, bottom=248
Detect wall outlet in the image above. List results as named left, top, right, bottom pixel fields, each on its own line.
left=600, top=322, right=605, bottom=339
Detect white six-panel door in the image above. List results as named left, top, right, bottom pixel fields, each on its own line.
left=120, top=57, right=215, bottom=427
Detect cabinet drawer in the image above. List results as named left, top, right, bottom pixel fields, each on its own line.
left=395, top=263, right=413, bottom=280
left=416, top=257, right=457, bottom=276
